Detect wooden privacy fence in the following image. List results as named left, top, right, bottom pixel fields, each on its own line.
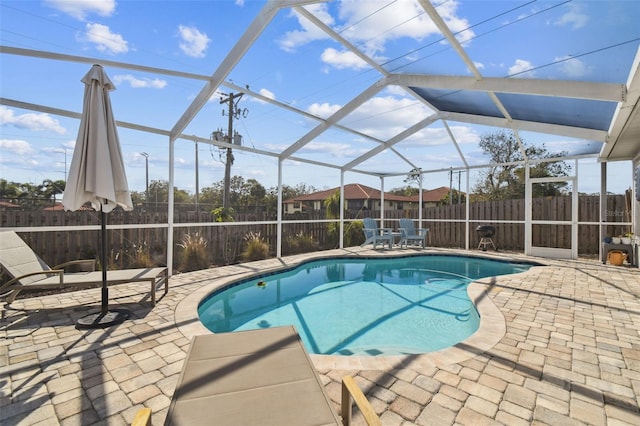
left=0, top=195, right=631, bottom=271
left=383, top=195, right=630, bottom=254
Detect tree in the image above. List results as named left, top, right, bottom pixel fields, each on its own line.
left=392, top=167, right=423, bottom=197
left=404, top=167, right=423, bottom=187
left=130, top=190, right=145, bottom=205
left=147, top=180, right=191, bottom=205
left=40, top=179, right=65, bottom=202
left=0, top=179, right=21, bottom=202
left=323, top=190, right=341, bottom=219
left=440, top=189, right=466, bottom=205
left=324, top=190, right=342, bottom=247
left=148, top=180, right=169, bottom=203
left=281, top=183, right=317, bottom=200
left=246, top=179, right=266, bottom=207
left=199, top=185, right=222, bottom=208
left=201, top=176, right=266, bottom=212
left=473, top=131, right=570, bottom=200
left=389, top=186, right=419, bottom=197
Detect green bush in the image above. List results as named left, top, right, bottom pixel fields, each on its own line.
left=177, top=232, right=209, bottom=272
left=344, top=220, right=365, bottom=247
left=241, top=231, right=270, bottom=261
left=326, top=221, right=365, bottom=248
left=212, top=207, right=235, bottom=222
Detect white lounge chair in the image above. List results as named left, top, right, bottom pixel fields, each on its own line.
left=398, top=218, right=429, bottom=248
left=361, top=217, right=393, bottom=249
left=0, top=231, right=167, bottom=305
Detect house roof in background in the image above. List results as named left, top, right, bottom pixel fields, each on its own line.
left=285, top=183, right=411, bottom=203
left=408, top=187, right=452, bottom=203
left=0, top=201, right=20, bottom=209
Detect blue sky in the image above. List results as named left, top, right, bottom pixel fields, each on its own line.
left=1, top=0, right=639, bottom=196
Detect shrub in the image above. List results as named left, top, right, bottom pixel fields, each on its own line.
left=344, top=220, right=365, bottom=247
left=128, top=241, right=155, bottom=268
left=177, top=232, right=209, bottom=272
left=284, top=231, right=318, bottom=255
left=212, top=207, right=235, bottom=222
left=241, top=231, right=270, bottom=261
left=326, top=221, right=365, bottom=248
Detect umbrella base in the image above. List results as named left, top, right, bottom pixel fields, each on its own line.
left=76, top=309, right=130, bottom=329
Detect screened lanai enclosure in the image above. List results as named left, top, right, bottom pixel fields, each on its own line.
left=1, top=0, right=640, bottom=274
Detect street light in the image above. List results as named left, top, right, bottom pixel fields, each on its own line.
left=140, top=152, right=149, bottom=206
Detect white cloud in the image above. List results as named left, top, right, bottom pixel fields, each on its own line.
left=113, top=74, right=168, bottom=89
left=308, top=102, right=342, bottom=119
left=385, top=85, right=411, bottom=97
left=251, top=88, right=276, bottom=104
left=178, top=25, right=210, bottom=58
left=555, top=56, right=592, bottom=78
left=508, top=59, right=536, bottom=77
left=83, top=23, right=129, bottom=54
left=301, top=141, right=359, bottom=158
left=277, top=4, right=333, bottom=53
left=174, top=156, right=190, bottom=167
left=308, top=96, right=435, bottom=142
left=340, top=0, right=473, bottom=55
left=400, top=125, right=479, bottom=150
left=0, top=106, right=66, bottom=134
left=42, top=140, right=76, bottom=156
left=259, top=88, right=275, bottom=100
left=0, top=139, right=36, bottom=156
left=45, top=0, right=116, bottom=21
left=342, top=96, right=433, bottom=140
left=279, top=0, right=474, bottom=71
left=554, top=3, right=589, bottom=30
left=320, top=48, right=368, bottom=71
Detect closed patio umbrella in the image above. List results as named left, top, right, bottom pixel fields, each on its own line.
left=62, top=64, right=133, bottom=328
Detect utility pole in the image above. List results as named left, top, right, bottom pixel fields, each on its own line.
left=449, top=167, right=453, bottom=205
left=458, top=170, right=461, bottom=204
left=219, top=92, right=246, bottom=210
left=194, top=142, right=199, bottom=219
left=141, top=152, right=149, bottom=207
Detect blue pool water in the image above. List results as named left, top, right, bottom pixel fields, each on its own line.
left=198, top=255, right=533, bottom=356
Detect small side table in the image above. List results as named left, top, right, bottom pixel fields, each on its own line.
left=390, top=232, right=402, bottom=247
left=602, top=243, right=637, bottom=267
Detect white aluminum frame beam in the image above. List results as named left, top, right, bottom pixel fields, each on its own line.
left=387, top=74, right=626, bottom=102
left=442, top=112, right=608, bottom=141
left=602, top=46, right=640, bottom=159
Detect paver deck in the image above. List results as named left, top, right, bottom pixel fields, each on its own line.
left=1, top=247, right=639, bottom=425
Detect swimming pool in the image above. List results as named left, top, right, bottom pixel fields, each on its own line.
left=198, top=255, right=533, bottom=356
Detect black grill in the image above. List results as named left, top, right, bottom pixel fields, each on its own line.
left=476, top=225, right=495, bottom=238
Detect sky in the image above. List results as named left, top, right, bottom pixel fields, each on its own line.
left=1, top=0, right=639, bottom=197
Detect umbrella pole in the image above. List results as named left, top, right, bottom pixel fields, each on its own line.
left=76, top=203, right=130, bottom=329
left=101, top=209, right=108, bottom=315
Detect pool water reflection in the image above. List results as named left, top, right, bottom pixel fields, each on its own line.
left=198, top=255, right=532, bottom=356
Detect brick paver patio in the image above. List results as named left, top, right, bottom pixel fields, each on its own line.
left=1, top=248, right=639, bottom=425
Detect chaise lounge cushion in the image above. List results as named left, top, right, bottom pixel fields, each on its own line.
left=0, top=231, right=167, bottom=304
left=165, top=326, right=340, bottom=426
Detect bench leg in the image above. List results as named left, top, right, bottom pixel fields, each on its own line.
left=150, top=271, right=168, bottom=306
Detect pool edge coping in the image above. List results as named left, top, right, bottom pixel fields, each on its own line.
left=174, top=249, right=529, bottom=370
